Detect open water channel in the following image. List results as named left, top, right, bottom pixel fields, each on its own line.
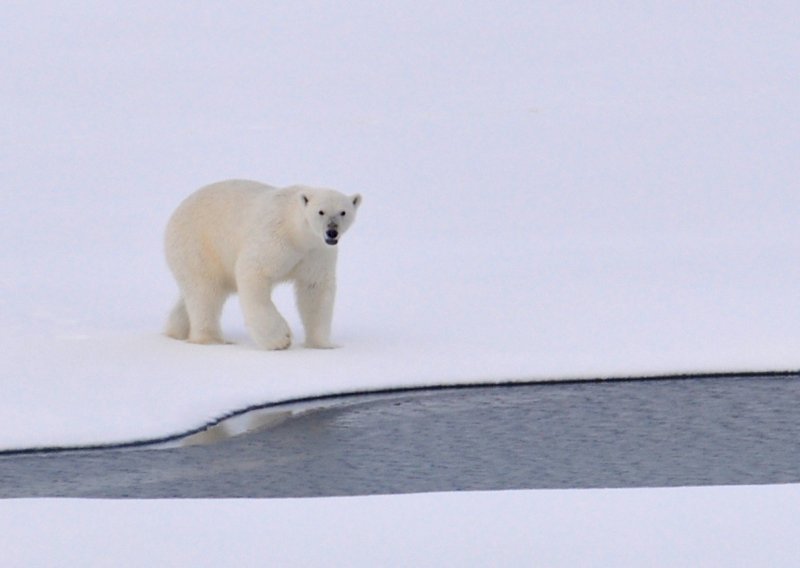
left=1, top=375, right=798, bottom=498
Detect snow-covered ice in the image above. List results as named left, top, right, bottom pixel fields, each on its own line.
left=2, top=2, right=799, bottom=563
left=2, top=2, right=798, bottom=449
left=4, top=485, right=800, bottom=567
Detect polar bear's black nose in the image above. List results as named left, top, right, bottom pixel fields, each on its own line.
left=326, top=229, right=338, bottom=239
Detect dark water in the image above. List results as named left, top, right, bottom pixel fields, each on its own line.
left=1, top=376, right=799, bottom=498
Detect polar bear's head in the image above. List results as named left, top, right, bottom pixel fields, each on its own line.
left=300, top=189, right=362, bottom=246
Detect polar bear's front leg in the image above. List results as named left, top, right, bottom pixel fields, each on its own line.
left=237, top=270, right=292, bottom=350
left=295, top=276, right=337, bottom=349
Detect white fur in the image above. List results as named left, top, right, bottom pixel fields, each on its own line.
left=164, top=179, right=361, bottom=350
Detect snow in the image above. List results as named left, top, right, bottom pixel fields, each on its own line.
left=3, top=485, right=800, bottom=567
left=2, top=3, right=799, bottom=563
left=2, top=2, right=798, bottom=450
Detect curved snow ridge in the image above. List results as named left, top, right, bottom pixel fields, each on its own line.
left=1, top=369, right=797, bottom=456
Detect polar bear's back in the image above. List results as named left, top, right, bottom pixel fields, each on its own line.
left=173, top=179, right=277, bottom=217
left=164, top=180, right=281, bottom=283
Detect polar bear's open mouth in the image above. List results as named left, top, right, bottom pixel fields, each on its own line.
left=325, top=238, right=339, bottom=245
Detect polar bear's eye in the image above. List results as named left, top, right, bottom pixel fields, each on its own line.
left=340, top=211, right=346, bottom=216
left=318, top=210, right=325, bottom=216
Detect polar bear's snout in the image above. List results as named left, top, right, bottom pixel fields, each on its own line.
left=325, top=225, right=339, bottom=245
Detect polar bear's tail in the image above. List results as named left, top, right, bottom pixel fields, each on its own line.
left=165, top=297, right=190, bottom=340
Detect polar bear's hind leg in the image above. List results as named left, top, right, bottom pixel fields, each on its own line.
left=165, top=297, right=190, bottom=340
left=183, top=284, right=228, bottom=345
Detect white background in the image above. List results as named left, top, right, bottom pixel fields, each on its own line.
left=1, top=2, right=798, bottom=564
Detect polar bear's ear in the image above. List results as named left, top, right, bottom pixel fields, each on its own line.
left=301, top=194, right=309, bottom=206
left=351, top=194, right=362, bottom=208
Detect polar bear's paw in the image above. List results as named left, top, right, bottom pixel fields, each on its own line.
left=252, top=318, right=293, bottom=350
left=165, top=299, right=190, bottom=340
left=304, top=339, right=339, bottom=349
left=262, top=331, right=292, bottom=351
left=187, top=333, right=227, bottom=345
left=165, top=328, right=189, bottom=341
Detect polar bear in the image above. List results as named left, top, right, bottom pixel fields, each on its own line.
left=164, top=179, right=361, bottom=350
